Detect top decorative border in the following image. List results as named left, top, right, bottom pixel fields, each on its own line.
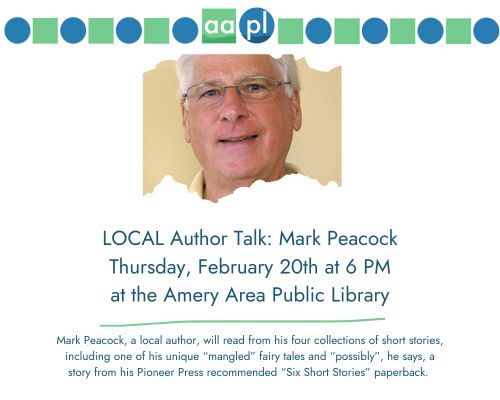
left=4, top=8, right=499, bottom=45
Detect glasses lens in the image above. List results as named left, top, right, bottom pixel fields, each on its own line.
left=188, top=83, right=224, bottom=106
left=239, top=77, right=274, bottom=100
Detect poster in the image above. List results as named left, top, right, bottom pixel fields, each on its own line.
left=1, top=1, right=499, bottom=398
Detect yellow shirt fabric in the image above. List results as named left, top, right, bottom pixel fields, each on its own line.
left=188, top=163, right=300, bottom=199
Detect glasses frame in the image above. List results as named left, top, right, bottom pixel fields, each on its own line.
left=181, top=75, right=292, bottom=107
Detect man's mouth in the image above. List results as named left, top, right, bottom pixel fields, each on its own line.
left=219, top=134, right=258, bottom=143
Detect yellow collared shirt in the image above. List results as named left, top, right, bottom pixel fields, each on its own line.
left=188, top=163, right=300, bottom=199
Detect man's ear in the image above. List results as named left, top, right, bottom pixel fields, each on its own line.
left=291, top=91, right=302, bottom=132
left=181, top=102, right=191, bottom=143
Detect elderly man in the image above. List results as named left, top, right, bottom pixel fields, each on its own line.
left=176, top=54, right=302, bottom=202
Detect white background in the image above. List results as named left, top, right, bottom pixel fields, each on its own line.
left=1, top=1, right=499, bottom=398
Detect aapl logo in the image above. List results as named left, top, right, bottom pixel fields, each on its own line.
left=239, top=7, right=275, bottom=43
left=202, top=7, right=275, bottom=43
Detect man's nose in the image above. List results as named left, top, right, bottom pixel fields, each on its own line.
left=219, top=87, right=249, bottom=123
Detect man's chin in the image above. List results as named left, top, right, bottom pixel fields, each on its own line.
left=218, top=166, right=285, bottom=187
left=215, top=165, right=265, bottom=184
left=222, top=171, right=262, bottom=185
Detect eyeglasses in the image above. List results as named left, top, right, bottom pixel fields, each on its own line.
left=182, top=76, right=291, bottom=108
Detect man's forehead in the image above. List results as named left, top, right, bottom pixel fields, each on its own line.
left=192, top=55, right=280, bottom=82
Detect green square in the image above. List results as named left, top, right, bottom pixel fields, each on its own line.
left=144, top=18, right=169, bottom=44
left=202, top=9, right=236, bottom=43
left=88, top=18, right=114, bottom=44
left=334, top=19, right=360, bottom=44
left=33, top=18, right=58, bottom=44
left=390, top=19, right=415, bottom=44
left=278, top=19, right=303, bottom=44
left=446, top=19, right=471, bottom=44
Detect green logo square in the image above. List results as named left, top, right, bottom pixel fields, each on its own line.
left=202, top=9, right=236, bottom=43
left=33, top=18, right=58, bottom=44
left=334, top=19, right=360, bottom=44
left=446, top=19, right=471, bottom=44
left=390, top=19, right=416, bottom=44
left=88, top=18, right=114, bottom=44
left=144, top=18, right=169, bottom=44
left=278, top=19, right=304, bottom=44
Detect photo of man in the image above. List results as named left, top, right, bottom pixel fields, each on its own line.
left=177, top=54, right=302, bottom=202
left=143, top=55, right=341, bottom=199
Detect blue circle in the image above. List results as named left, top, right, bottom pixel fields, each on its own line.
left=116, top=17, right=142, bottom=44
left=418, top=18, right=443, bottom=44
left=173, top=17, right=198, bottom=44
left=306, top=18, right=332, bottom=44
left=4, top=17, right=31, bottom=44
left=474, top=18, right=499, bottom=44
left=362, top=18, right=388, bottom=44
left=239, top=7, right=274, bottom=43
left=60, top=17, right=86, bottom=44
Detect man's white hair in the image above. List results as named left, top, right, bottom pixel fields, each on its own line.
left=175, top=54, right=300, bottom=100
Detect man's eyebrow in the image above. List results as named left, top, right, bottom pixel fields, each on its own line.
left=188, top=78, right=222, bottom=86
left=194, top=74, right=277, bottom=84
left=198, top=78, right=225, bottom=84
